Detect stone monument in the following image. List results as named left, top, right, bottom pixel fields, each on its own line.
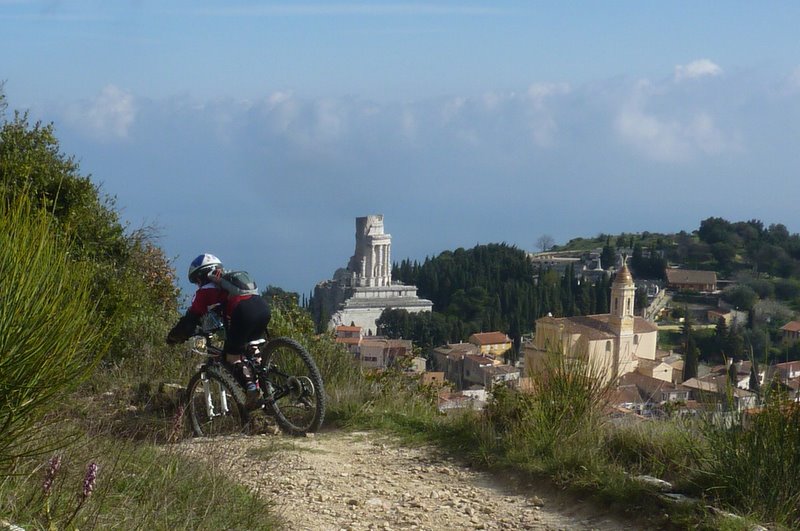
left=312, top=215, right=433, bottom=335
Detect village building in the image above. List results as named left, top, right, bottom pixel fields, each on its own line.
left=682, top=376, right=757, bottom=411
left=430, top=340, right=519, bottom=391
left=421, top=371, right=446, bottom=386
left=468, top=332, right=513, bottom=359
left=431, top=342, right=480, bottom=387
left=780, top=321, right=800, bottom=345
left=437, top=389, right=487, bottom=413
left=665, top=268, right=717, bottom=292
left=358, top=338, right=413, bottom=370
left=525, top=262, right=660, bottom=383
left=635, top=358, right=675, bottom=383
left=617, top=372, right=691, bottom=407
left=312, top=215, right=433, bottom=335
left=409, top=356, right=427, bottom=373
left=334, top=325, right=362, bottom=355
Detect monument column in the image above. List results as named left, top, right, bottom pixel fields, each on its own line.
left=386, top=243, right=392, bottom=286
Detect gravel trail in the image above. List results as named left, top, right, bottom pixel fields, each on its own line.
left=175, top=430, right=649, bottom=531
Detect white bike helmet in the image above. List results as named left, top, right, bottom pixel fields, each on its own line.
left=188, top=253, right=222, bottom=284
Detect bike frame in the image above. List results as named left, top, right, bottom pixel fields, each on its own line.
left=190, top=332, right=267, bottom=416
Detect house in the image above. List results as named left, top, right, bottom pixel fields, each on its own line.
left=618, top=372, right=691, bottom=406
left=659, top=353, right=685, bottom=385
left=358, top=338, right=413, bottom=369
left=780, top=321, right=800, bottom=345
left=610, top=383, right=646, bottom=412
left=431, top=342, right=518, bottom=391
left=636, top=359, right=674, bottom=383
left=409, top=356, right=427, bottom=373
left=469, top=331, right=513, bottom=359
left=334, top=325, right=362, bottom=355
left=437, top=390, right=487, bottom=413
left=682, top=376, right=757, bottom=411
left=420, top=371, right=446, bottom=386
left=527, top=252, right=583, bottom=275
left=525, top=263, right=659, bottom=383
left=665, top=268, right=717, bottom=292
left=481, top=364, right=521, bottom=389
left=775, top=361, right=800, bottom=380
left=461, top=354, right=515, bottom=390
left=431, top=343, right=479, bottom=389
left=463, top=355, right=496, bottom=388
left=707, top=309, right=733, bottom=327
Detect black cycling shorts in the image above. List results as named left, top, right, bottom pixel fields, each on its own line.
left=223, top=296, right=271, bottom=354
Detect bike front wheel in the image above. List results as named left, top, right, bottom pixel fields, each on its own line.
left=186, top=365, right=248, bottom=437
left=261, top=337, right=326, bottom=436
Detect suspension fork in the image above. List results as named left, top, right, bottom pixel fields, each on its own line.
left=200, top=369, right=230, bottom=417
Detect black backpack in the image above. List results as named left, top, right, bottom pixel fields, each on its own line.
left=219, top=270, right=259, bottom=297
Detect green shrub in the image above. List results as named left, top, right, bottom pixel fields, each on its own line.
left=481, top=349, right=615, bottom=480
left=605, top=419, right=699, bottom=482
left=0, top=195, right=108, bottom=471
left=692, top=390, right=800, bottom=527
left=0, top=433, right=276, bottom=530
left=0, top=109, right=180, bottom=361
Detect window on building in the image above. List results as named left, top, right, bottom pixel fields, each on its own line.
left=605, top=341, right=611, bottom=352
left=634, top=335, right=639, bottom=345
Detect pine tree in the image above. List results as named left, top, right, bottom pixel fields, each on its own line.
left=749, top=363, right=761, bottom=394
left=715, top=317, right=729, bottom=360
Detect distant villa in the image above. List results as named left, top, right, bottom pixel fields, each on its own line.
left=311, top=215, right=433, bottom=335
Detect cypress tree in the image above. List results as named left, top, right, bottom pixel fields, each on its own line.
left=682, top=311, right=699, bottom=380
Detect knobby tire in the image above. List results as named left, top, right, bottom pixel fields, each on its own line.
left=261, top=337, right=326, bottom=436
left=186, top=364, right=248, bottom=437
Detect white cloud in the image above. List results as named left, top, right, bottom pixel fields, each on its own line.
left=674, top=59, right=723, bottom=82
left=441, top=96, right=467, bottom=122
left=64, top=85, right=135, bottom=140
left=526, top=82, right=570, bottom=110
left=400, top=109, right=417, bottom=139
left=524, top=82, right=570, bottom=147
left=784, top=67, right=800, bottom=93
left=312, top=99, right=347, bottom=142
left=615, top=84, right=733, bottom=162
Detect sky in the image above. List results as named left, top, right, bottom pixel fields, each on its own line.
left=3, top=1, right=800, bottom=298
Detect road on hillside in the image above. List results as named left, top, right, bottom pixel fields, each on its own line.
left=657, top=324, right=716, bottom=331
left=175, top=430, right=657, bottom=530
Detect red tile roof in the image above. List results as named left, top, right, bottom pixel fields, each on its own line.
left=781, top=321, right=800, bottom=333
left=469, top=332, right=511, bottom=345
left=336, top=326, right=362, bottom=332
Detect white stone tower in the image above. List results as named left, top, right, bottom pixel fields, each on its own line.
left=347, top=215, right=392, bottom=288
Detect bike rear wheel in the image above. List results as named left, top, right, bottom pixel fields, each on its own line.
left=260, top=337, right=326, bottom=436
left=186, top=365, right=248, bottom=437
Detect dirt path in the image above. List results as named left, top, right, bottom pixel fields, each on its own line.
left=175, top=430, right=649, bottom=531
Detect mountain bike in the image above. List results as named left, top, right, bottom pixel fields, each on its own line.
left=184, top=327, right=326, bottom=437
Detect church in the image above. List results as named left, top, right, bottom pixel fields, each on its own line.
left=312, top=215, right=433, bottom=335
left=525, top=262, right=659, bottom=383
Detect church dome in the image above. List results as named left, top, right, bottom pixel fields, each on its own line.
left=614, top=263, right=634, bottom=286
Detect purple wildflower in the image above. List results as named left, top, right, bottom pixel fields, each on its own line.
left=82, top=462, right=98, bottom=498
left=42, top=455, right=61, bottom=496
left=169, top=403, right=186, bottom=443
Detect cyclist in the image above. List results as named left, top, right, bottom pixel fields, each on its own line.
left=167, top=253, right=271, bottom=404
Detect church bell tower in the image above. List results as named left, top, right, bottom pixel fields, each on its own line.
left=608, top=260, right=635, bottom=336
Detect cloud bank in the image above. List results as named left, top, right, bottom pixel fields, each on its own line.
left=44, top=62, right=800, bottom=294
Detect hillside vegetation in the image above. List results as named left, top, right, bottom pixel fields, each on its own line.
left=387, top=216, right=800, bottom=367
